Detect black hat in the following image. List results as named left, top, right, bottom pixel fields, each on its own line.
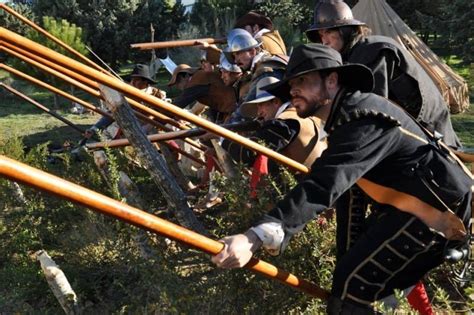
left=234, top=11, right=273, bottom=31
left=262, top=43, right=373, bottom=101
left=130, top=64, right=156, bottom=84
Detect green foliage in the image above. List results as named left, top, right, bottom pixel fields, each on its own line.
left=435, top=0, right=474, bottom=64
left=385, top=0, right=473, bottom=64
left=189, top=0, right=252, bottom=37
left=255, top=0, right=311, bottom=31
left=465, top=284, right=474, bottom=310
left=30, top=0, right=186, bottom=68
left=7, top=15, right=88, bottom=109
left=0, top=136, right=334, bottom=313
left=100, top=136, right=122, bottom=200
left=253, top=0, right=311, bottom=48
left=188, top=0, right=311, bottom=50
left=0, top=3, right=35, bottom=35
left=33, top=16, right=86, bottom=55
left=0, top=3, right=36, bottom=64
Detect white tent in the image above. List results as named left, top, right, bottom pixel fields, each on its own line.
left=353, top=0, right=470, bottom=113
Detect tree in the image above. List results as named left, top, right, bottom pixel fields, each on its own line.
left=189, top=0, right=253, bottom=37
left=436, top=0, right=474, bottom=63
left=26, top=16, right=88, bottom=57
left=0, top=2, right=36, bottom=35
left=31, top=0, right=187, bottom=68
left=254, top=0, right=312, bottom=47
left=129, top=0, right=186, bottom=63
left=10, top=16, right=89, bottom=109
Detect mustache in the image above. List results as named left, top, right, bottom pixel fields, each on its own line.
left=291, top=95, right=308, bottom=103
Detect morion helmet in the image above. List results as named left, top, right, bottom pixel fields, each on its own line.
left=305, top=0, right=366, bottom=43
left=223, top=28, right=262, bottom=62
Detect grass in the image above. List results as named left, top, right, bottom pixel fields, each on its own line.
left=1, top=70, right=102, bottom=147
left=0, top=63, right=473, bottom=313
left=452, top=107, right=474, bottom=147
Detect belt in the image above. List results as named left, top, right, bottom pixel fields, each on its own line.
left=357, top=178, right=466, bottom=241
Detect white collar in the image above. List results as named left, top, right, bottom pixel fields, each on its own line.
left=275, top=101, right=291, bottom=118
left=250, top=51, right=266, bottom=71
left=254, top=28, right=270, bottom=39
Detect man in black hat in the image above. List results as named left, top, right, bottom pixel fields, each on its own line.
left=211, top=44, right=472, bottom=314
left=129, top=64, right=166, bottom=98
left=305, top=0, right=460, bottom=149
left=223, top=76, right=326, bottom=174
left=234, top=10, right=287, bottom=56
left=85, top=64, right=165, bottom=139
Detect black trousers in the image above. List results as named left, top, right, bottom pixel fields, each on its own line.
left=332, top=205, right=446, bottom=307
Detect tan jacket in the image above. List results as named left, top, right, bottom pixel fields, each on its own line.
left=277, top=107, right=327, bottom=169
left=260, top=30, right=287, bottom=56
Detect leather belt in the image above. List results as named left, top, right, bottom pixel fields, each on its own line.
left=357, top=178, right=466, bottom=241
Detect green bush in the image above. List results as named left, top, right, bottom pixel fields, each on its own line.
left=0, top=136, right=472, bottom=313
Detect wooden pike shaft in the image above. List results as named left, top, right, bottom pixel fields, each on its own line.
left=131, top=37, right=226, bottom=50
left=0, top=63, right=112, bottom=119
left=86, top=120, right=261, bottom=150
left=0, top=28, right=309, bottom=174
left=0, top=42, right=205, bottom=152
left=0, top=155, right=329, bottom=299
left=0, top=82, right=85, bottom=134
left=1, top=41, right=189, bottom=132
left=0, top=65, right=205, bottom=166
left=86, top=129, right=203, bottom=149
left=0, top=3, right=112, bottom=76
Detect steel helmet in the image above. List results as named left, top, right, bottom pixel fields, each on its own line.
left=305, top=0, right=366, bottom=43
left=223, top=28, right=262, bottom=62
left=226, top=28, right=251, bottom=42
left=219, top=53, right=242, bottom=73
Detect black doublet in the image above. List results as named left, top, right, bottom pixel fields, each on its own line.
left=346, top=35, right=460, bottom=148
left=259, top=89, right=472, bottom=307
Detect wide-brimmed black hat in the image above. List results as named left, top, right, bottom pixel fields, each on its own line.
left=130, top=64, right=156, bottom=84
left=262, top=43, right=373, bottom=101
left=234, top=11, right=273, bottom=31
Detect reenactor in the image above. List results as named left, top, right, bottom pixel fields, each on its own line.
left=224, top=29, right=287, bottom=121
left=85, top=64, right=166, bottom=139
left=168, top=63, right=236, bottom=124
left=211, top=44, right=472, bottom=315
left=223, top=76, right=326, bottom=176
left=234, top=10, right=287, bottom=56
left=305, top=0, right=460, bottom=148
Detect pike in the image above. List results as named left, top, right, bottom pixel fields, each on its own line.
left=0, top=27, right=310, bottom=174
left=131, top=37, right=226, bottom=50
left=0, top=64, right=205, bottom=166
left=85, top=45, right=123, bottom=81
left=0, top=82, right=85, bottom=134
left=0, top=63, right=113, bottom=120
left=0, top=41, right=206, bottom=153
left=86, top=120, right=263, bottom=150
left=0, top=3, right=114, bottom=77
left=8, top=28, right=471, bottom=232
left=1, top=40, right=190, bottom=133
left=0, top=154, right=330, bottom=300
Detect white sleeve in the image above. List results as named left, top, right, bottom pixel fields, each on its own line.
left=249, top=222, right=285, bottom=256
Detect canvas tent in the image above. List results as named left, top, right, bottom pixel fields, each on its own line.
left=352, top=0, right=470, bottom=113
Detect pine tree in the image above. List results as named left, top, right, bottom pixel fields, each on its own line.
left=11, top=16, right=89, bottom=109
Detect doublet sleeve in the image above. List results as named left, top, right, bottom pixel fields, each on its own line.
left=257, top=117, right=402, bottom=253
left=222, top=119, right=299, bottom=166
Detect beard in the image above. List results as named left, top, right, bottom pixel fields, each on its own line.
left=292, top=94, right=330, bottom=118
